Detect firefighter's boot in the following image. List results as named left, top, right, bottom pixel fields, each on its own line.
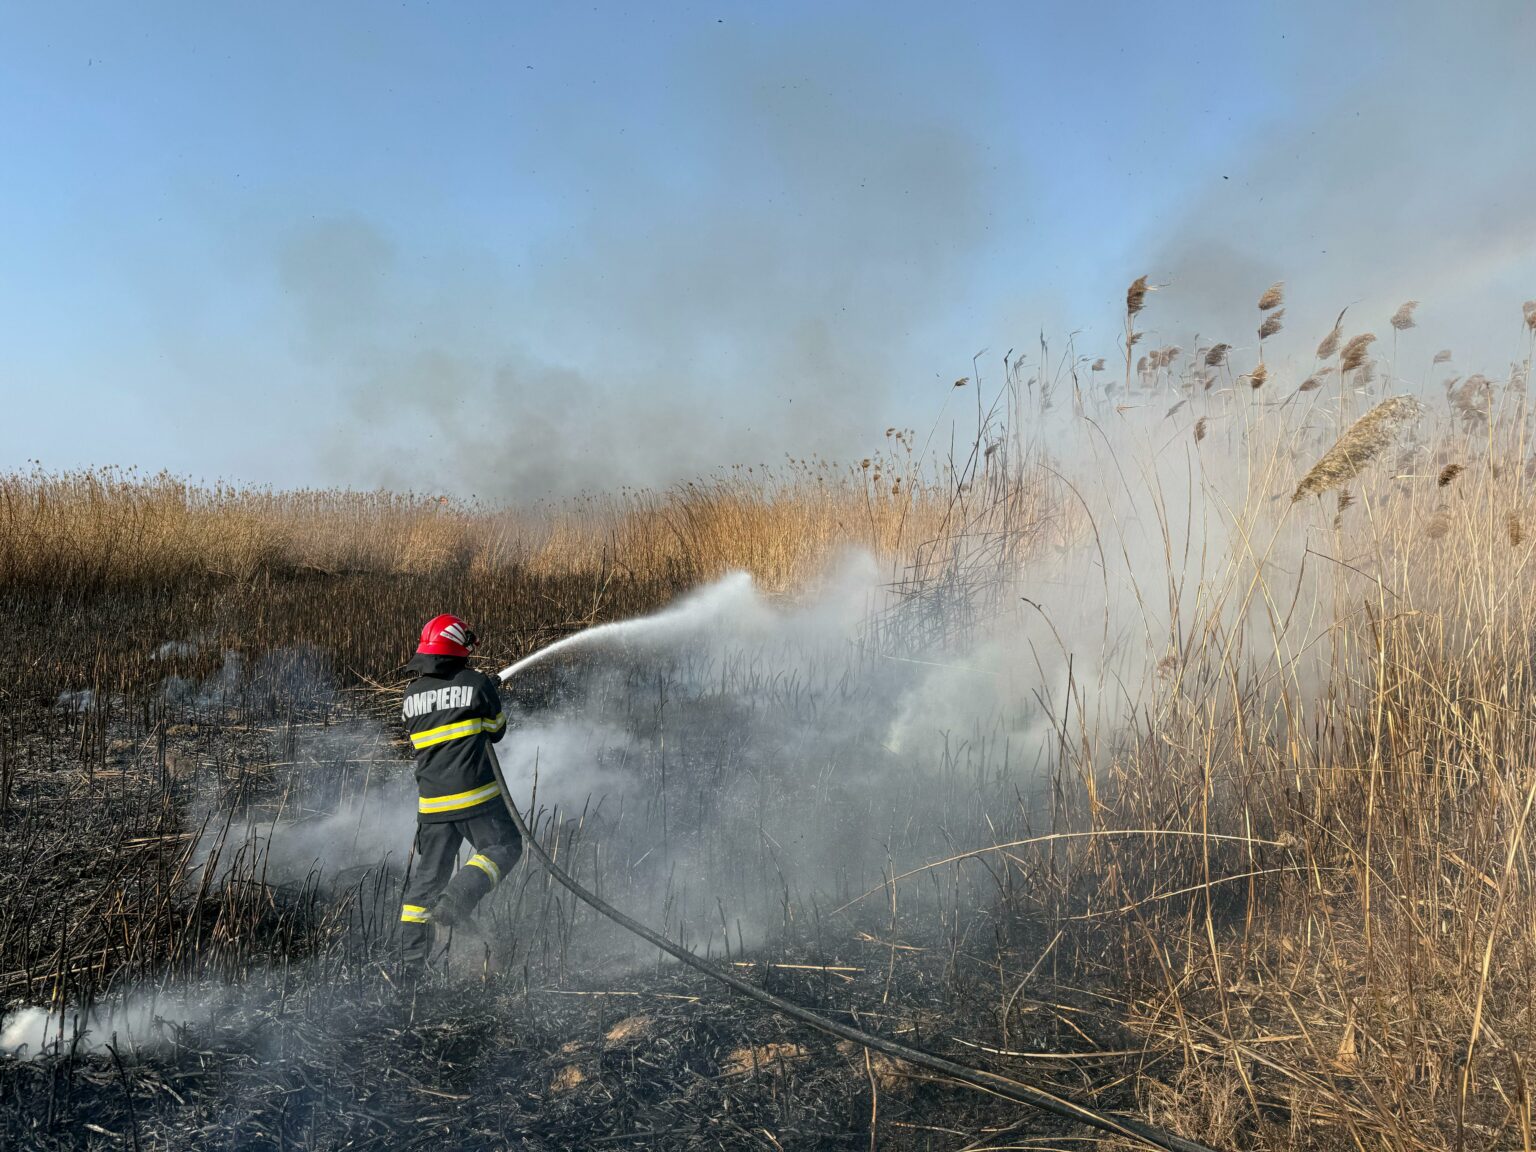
left=432, top=857, right=496, bottom=934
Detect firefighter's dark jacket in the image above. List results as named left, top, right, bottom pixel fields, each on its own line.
left=401, top=653, right=507, bottom=823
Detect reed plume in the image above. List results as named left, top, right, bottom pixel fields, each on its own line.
left=1317, top=307, right=1348, bottom=358
left=1508, top=511, right=1525, bottom=548
left=1433, top=349, right=1452, bottom=364
left=1126, top=275, right=1151, bottom=316
left=1204, top=343, right=1230, bottom=367
left=1438, top=463, right=1464, bottom=487
left=1248, top=362, right=1269, bottom=389
left=1340, top=333, right=1377, bottom=372
left=1194, top=417, right=1208, bottom=443
left=1451, top=376, right=1491, bottom=428
left=1299, top=374, right=1324, bottom=392
left=1258, top=282, right=1285, bottom=311
left=1292, top=395, right=1422, bottom=502
left=1390, top=301, right=1420, bottom=331
left=1259, top=309, right=1285, bottom=340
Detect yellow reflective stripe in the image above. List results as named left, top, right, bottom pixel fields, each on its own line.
left=466, top=853, right=501, bottom=884
left=409, top=711, right=507, bottom=749
left=417, top=781, right=502, bottom=814
left=410, top=718, right=489, bottom=749
left=401, top=904, right=431, bottom=923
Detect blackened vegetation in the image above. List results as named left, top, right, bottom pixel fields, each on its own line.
left=1, top=942, right=1148, bottom=1149
left=1, top=566, right=1249, bottom=1150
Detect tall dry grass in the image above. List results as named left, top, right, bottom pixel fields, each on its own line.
left=0, top=456, right=955, bottom=596
left=0, top=453, right=990, bottom=718
left=980, top=288, right=1536, bottom=1150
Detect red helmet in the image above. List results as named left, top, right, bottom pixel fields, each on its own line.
left=417, top=614, right=478, bottom=657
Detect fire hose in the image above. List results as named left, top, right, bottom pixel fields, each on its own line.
left=487, top=753, right=1224, bottom=1152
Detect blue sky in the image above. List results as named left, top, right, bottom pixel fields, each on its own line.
left=2, top=2, right=1532, bottom=496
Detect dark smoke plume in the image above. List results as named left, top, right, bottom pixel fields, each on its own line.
left=280, top=28, right=997, bottom=498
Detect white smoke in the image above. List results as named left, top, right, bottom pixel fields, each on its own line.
left=481, top=551, right=1073, bottom=957
left=193, top=714, right=417, bottom=889
left=0, top=988, right=229, bottom=1062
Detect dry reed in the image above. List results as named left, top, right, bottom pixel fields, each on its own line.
left=1340, top=332, right=1377, bottom=372
left=0, top=465, right=956, bottom=597
left=1390, top=300, right=1420, bottom=330
left=1292, top=394, right=1422, bottom=501
left=1126, top=275, right=1151, bottom=316
left=1316, top=308, right=1348, bottom=359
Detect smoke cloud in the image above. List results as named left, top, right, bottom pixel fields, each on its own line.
left=0, top=989, right=236, bottom=1063
left=1149, top=0, right=1536, bottom=379
left=479, top=552, right=1085, bottom=957
left=261, top=5, right=1536, bottom=502
left=131, top=555, right=1070, bottom=975
left=195, top=717, right=417, bottom=890
left=279, top=27, right=997, bottom=500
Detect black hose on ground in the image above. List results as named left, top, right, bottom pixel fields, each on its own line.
left=489, top=756, right=1224, bottom=1152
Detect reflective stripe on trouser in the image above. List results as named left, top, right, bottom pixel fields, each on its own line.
left=465, top=853, right=501, bottom=884
left=398, top=810, right=523, bottom=964
left=400, top=904, right=431, bottom=923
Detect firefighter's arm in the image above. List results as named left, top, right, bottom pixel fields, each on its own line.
left=480, top=676, right=508, bottom=744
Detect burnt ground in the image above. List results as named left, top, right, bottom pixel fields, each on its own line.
left=1, top=949, right=1149, bottom=1151
left=0, top=654, right=1177, bottom=1152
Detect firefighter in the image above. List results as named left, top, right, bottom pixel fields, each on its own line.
left=397, top=614, right=522, bottom=975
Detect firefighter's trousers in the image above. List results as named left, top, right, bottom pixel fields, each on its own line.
left=399, top=809, right=523, bottom=965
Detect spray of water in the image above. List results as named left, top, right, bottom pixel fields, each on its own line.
left=496, top=571, right=762, bottom=682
